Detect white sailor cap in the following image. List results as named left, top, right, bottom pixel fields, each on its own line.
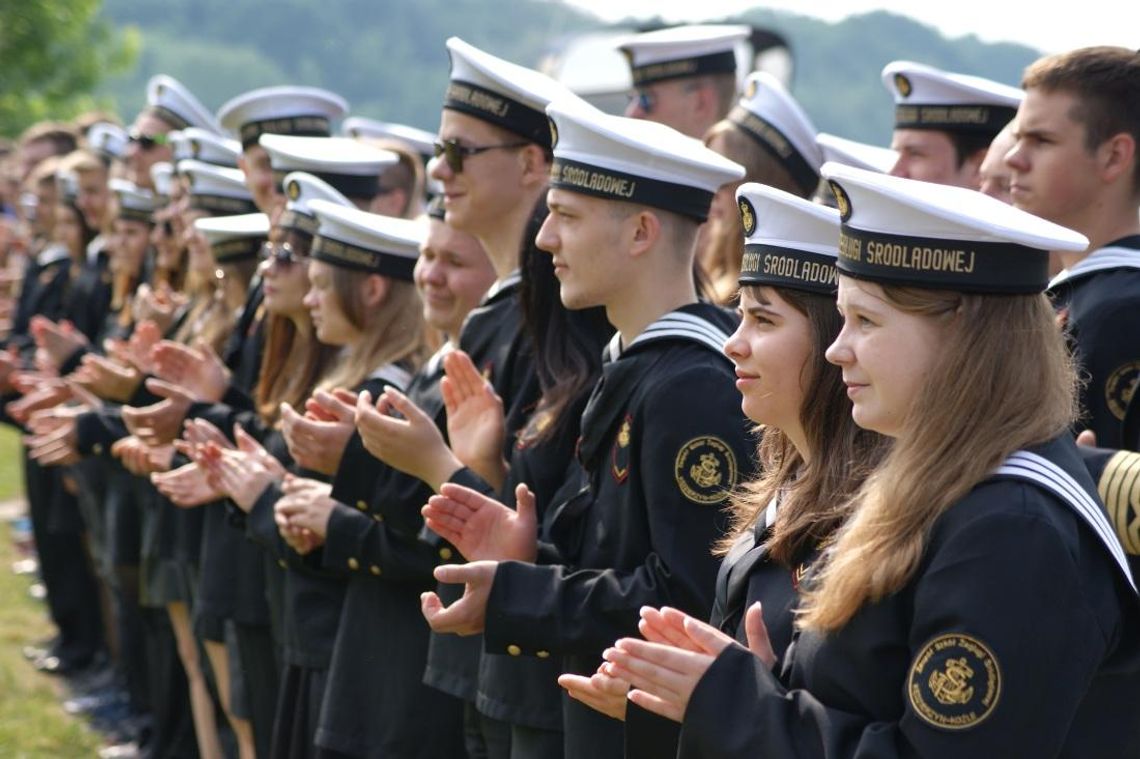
left=179, top=159, right=258, bottom=216
left=618, top=24, right=749, bottom=87
left=881, top=61, right=1023, bottom=135
left=444, top=37, right=572, bottom=149
left=279, top=171, right=353, bottom=238
left=816, top=133, right=898, bottom=174
left=736, top=182, right=839, bottom=294
left=822, top=162, right=1087, bottom=293
left=308, top=199, right=421, bottom=280
left=259, top=135, right=398, bottom=201
left=109, top=178, right=158, bottom=224
left=342, top=117, right=436, bottom=163
left=193, top=213, right=270, bottom=263
left=217, top=86, right=347, bottom=150
left=55, top=171, right=80, bottom=204
left=150, top=163, right=175, bottom=202
left=728, top=72, right=822, bottom=196
left=87, top=122, right=128, bottom=162
left=170, top=128, right=241, bottom=169
left=546, top=99, right=745, bottom=221
left=146, top=75, right=221, bottom=133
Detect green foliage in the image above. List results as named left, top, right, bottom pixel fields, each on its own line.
left=737, top=9, right=1040, bottom=143
left=91, top=1, right=1040, bottom=145
left=0, top=0, right=137, bottom=137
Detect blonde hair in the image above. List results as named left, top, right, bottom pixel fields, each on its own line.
left=317, top=270, right=425, bottom=392
left=798, top=286, right=1077, bottom=630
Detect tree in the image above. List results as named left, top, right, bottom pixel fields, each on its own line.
left=0, top=0, right=137, bottom=137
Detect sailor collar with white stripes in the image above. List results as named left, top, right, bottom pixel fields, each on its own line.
left=604, top=307, right=731, bottom=362
left=481, top=270, right=522, bottom=305
left=1048, top=237, right=1140, bottom=290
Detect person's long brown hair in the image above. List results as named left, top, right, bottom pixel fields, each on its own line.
left=700, top=121, right=805, bottom=305
left=255, top=230, right=337, bottom=424
left=798, top=283, right=1077, bottom=631
left=316, top=268, right=425, bottom=393
left=718, top=285, right=888, bottom=565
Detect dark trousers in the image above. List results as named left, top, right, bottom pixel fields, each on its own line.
left=25, top=455, right=104, bottom=665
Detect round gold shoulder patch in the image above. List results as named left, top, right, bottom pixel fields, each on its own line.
left=1105, top=360, right=1140, bottom=421
left=908, top=633, right=1001, bottom=731
left=894, top=72, right=913, bottom=98
left=674, top=436, right=737, bottom=504
left=829, top=180, right=851, bottom=222
left=738, top=197, right=757, bottom=237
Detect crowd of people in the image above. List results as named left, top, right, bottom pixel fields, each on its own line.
left=0, top=21, right=1138, bottom=759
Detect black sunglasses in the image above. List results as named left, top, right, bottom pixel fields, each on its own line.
left=128, top=129, right=170, bottom=151
left=261, top=241, right=304, bottom=267
left=432, top=138, right=528, bottom=173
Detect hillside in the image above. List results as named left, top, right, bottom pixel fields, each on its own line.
left=94, top=0, right=1041, bottom=145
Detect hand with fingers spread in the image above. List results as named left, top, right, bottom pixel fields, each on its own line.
left=112, top=436, right=170, bottom=477
left=274, top=475, right=335, bottom=549
left=182, top=417, right=233, bottom=451
left=5, top=382, right=70, bottom=425
left=355, top=388, right=462, bottom=490
left=24, top=414, right=81, bottom=466
left=151, top=339, right=230, bottom=403
left=106, top=320, right=162, bottom=374
left=422, top=482, right=538, bottom=562
left=31, top=316, right=90, bottom=370
left=441, top=350, right=508, bottom=489
left=121, top=378, right=195, bottom=445
left=71, top=353, right=141, bottom=402
left=132, top=285, right=187, bottom=335
left=10, top=370, right=60, bottom=396
left=280, top=389, right=357, bottom=475
left=602, top=603, right=775, bottom=723
left=152, top=461, right=224, bottom=508
left=558, top=661, right=631, bottom=722
left=199, top=426, right=285, bottom=512
left=420, top=560, right=499, bottom=635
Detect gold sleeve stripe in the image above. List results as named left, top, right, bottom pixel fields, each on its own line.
left=1098, top=450, right=1140, bottom=556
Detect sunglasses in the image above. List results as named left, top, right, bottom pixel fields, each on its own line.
left=128, top=130, right=170, bottom=151
left=629, top=90, right=658, bottom=114
left=261, top=241, right=304, bottom=267
left=432, top=138, right=528, bottom=173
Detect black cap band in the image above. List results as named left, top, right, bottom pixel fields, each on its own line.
left=728, top=105, right=819, bottom=196
left=550, top=157, right=714, bottom=221
left=212, top=237, right=263, bottom=263
left=628, top=49, right=737, bottom=86
left=147, top=105, right=190, bottom=131
left=118, top=206, right=155, bottom=225
left=277, top=209, right=319, bottom=237
left=271, top=170, right=379, bottom=201
left=740, top=245, right=838, bottom=294
left=836, top=225, right=1049, bottom=293
left=241, top=116, right=332, bottom=150
left=311, top=235, right=416, bottom=280
left=894, top=104, right=1018, bottom=135
left=189, top=194, right=259, bottom=216
left=444, top=80, right=551, bottom=149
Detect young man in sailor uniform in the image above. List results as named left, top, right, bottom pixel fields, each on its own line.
left=420, top=101, right=754, bottom=759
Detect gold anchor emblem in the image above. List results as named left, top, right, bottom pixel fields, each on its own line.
left=928, top=657, right=975, bottom=706
left=690, top=453, right=723, bottom=489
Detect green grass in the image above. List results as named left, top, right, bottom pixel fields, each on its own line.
left=0, top=426, right=103, bottom=757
